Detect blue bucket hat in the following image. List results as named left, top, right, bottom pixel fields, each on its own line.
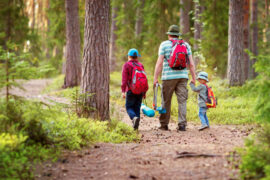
left=197, top=71, right=209, bottom=82
left=127, top=48, right=141, bottom=57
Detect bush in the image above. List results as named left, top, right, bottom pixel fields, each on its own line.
left=239, top=125, right=270, bottom=180
left=238, top=54, right=270, bottom=180
left=0, top=133, right=52, bottom=179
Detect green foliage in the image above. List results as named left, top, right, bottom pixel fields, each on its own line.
left=237, top=53, right=270, bottom=179
left=238, top=125, right=270, bottom=180
left=200, top=0, right=229, bottom=76
left=0, top=95, right=139, bottom=179
left=112, top=0, right=179, bottom=72
left=0, top=133, right=53, bottom=180
left=0, top=0, right=29, bottom=49
left=253, top=55, right=270, bottom=123
left=46, top=0, right=85, bottom=72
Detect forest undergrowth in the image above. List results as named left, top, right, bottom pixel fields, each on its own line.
left=0, top=83, right=139, bottom=179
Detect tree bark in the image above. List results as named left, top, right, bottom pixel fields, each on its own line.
left=243, top=0, right=250, bottom=81
left=63, top=0, right=81, bottom=88
left=109, top=6, right=117, bottom=71
left=81, top=0, right=110, bottom=121
left=250, top=0, right=258, bottom=78
left=31, top=0, right=36, bottom=29
left=179, top=0, right=191, bottom=35
left=194, top=0, right=203, bottom=67
left=228, top=0, right=245, bottom=86
left=135, top=0, right=145, bottom=38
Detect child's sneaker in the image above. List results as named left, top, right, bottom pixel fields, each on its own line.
left=132, top=117, right=140, bottom=130
left=198, top=125, right=208, bottom=131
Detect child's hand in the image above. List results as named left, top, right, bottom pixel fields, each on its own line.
left=191, top=79, right=196, bottom=84
left=122, top=92, right=126, bottom=99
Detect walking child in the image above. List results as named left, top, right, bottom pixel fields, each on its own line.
left=190, top=72, right=210, bottom=131
left=121, top=48, right=148, bottom=130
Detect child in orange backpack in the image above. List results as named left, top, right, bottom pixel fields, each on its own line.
left=121, top=48, right=148, bottom=130
left=190, top=71, right=210, bottom=131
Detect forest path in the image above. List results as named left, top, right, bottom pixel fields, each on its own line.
left=3, top=79, right=252, bottom=180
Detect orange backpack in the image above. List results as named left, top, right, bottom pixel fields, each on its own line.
left=204, top=84, right=217, bottom=108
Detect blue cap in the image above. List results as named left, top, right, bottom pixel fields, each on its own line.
left=127, top=48, right=141, bottom=57
left=197, top=71, right=209, bottom=82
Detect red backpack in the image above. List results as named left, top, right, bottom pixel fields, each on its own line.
left=167, top=39, right=189, bottom=70
left=204, top=84, right=217, bottom=108
left=128, top=62, right=148, bottom=95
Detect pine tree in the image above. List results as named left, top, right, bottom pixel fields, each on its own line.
left=228, top=0, right=245, bottom=86
left=243, top=0, right=250, bottom=81
left=63, top=0, right=81, bottom=88
left=179, top=0, right=191, bottom=36
left=81, top=0, right=110, bottom=120
left=109, top=6, right=118, bottom=71
left=250, top=0, right=258, bottom=78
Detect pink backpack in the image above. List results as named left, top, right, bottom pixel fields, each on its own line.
left=167, top=39, right=189, bottom=70
left=128, top=62, right=148, bottom=95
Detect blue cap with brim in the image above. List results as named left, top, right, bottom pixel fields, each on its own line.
left=197, top=71, right=209, bottom=82
left=127, top=48, right=141, bottom=57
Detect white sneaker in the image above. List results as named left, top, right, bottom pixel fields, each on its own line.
left=198, top=125, right=208, bottom=131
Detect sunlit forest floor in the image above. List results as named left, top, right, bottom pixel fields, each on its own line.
left=2, top=78, right=254, bottom=179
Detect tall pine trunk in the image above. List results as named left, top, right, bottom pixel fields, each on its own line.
left=250, top=0, right=258, bottom=78
left=135, top=0, right=145, bottom=38
left=228, top=0, right=245, bottom=86
left=109, top=6, right=117, bottom=71
left=194, top=0, right=203, bottom=67
left=179, top=0, right=191, bottom=35
left=243, top=0, right=250, bottom=81
left=81, top=0, right=110, bottom=121
left=63, top=0, right=81, bottom=88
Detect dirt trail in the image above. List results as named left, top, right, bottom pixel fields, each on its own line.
left=3, top=79, right=251, bottom=180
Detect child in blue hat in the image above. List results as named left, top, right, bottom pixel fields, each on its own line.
left=190, top=71, right=210, bottom=131
left=121, top=48, right=148, bottom=130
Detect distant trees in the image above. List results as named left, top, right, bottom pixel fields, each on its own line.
left=179, top=0, right=191, bottom=36
left=228, top=0, right=245, bottom=86
left=63, top=0, right=81, bottom=88
left=250, top=0, right=258, bottom=78
left=1, top=0, right=30, bottom=50
left=243, top=0, right=250, bottom=81
left=81, top=0, right=110, bottom=120
left=109, top=6, right=118, bottom=71
left=193, top=0, right=203, bottom=67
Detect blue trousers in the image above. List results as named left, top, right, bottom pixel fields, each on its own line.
left=199, top=107, right=209, bottom=126
left=125, top=91, right=143, bottom=120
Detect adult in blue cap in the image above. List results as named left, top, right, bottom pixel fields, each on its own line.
left=153, top=25, right=196, bottom=131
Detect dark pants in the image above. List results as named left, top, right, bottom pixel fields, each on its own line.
left=125, top=91, right=143, bottom=120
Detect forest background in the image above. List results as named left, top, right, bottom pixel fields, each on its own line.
left=0, top=0, right=270, bottom=179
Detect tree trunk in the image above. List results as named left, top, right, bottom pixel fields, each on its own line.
left=109, top=6, right=117, bottom=71
left=194, top=0, right=203, bottom=67
left=135, top=0, right=145, bottom=38
left=243, top=0, right=250, bottom=81
left=31, top=0, right=36, bottom=29
left=228, top=0, right=245, bottom=86
left=179, top=0, right=191, bottom=35
left=250, top=0, right=258, bottom=78
left=63, top=0, right=81, bottom=88
left=81, top=0, right=110, bottom=121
